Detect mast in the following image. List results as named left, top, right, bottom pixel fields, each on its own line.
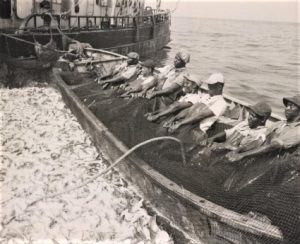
left=156, top=0, right=161, bottom=10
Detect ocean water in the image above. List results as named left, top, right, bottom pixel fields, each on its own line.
left=155, top=17, right=299, bottom=116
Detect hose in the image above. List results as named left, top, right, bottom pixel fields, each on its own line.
left=27, top=136, right=186, bottom=208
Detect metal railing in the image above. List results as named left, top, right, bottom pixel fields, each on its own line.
left=18, top=11, right=170, bottom=32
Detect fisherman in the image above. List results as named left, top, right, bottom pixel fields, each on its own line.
left=227, top=95, right=300, bottom=162
left=66, top=40, right=92, bottom=59
left=147, top=51, right=190, bottom=106
left=199, top=101, right=272, bottom=158
left=144, top=74, right=210, bottom=122
left=120, top=59, right=157, bottom=98
left=97, top=52, right=141, bottom=87
left=165, top=73, right=228, bottom=142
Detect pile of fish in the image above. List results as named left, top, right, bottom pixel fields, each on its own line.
left=0, top=86, right=173, bottom=243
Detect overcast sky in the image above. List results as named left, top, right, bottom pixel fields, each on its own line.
left=147, top=0, right=299, bottom=23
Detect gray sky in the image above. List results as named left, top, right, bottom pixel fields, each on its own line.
left=147, top=0, right=299, bottom=23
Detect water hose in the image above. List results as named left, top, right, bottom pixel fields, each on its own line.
left=27, top=136, right=186, bottom=207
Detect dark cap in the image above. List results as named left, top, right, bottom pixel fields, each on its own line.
left=247, top=102, right=272, bottom=118
left=283, top=95, right=300, bottom=108
left=141, top=59, right=155, bottom=69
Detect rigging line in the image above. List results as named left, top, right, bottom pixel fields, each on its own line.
left=0, top=32, right=66, bottom=53
left=171, top=0, right=181, bottom=13
left=45, top=12, right=73, bottom=41
left=60, top=0, right=85, bottom=17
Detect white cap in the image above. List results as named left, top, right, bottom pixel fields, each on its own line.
left=204, top=73, right=224, bottom=85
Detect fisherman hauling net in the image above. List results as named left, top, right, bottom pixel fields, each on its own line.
left=61, top=69, right=300, bottom=243
left=33, top=31, right=60, bottom=69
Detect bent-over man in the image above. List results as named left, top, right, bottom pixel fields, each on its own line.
left=199, top=101, right=272, bottom=159
left=166, top=73, right=228, bottom=142
left=147, top=51, right=190, bottom=105
left=144, top=74, right=210, bottom=122
left=121, top=59, right=157, bottom=98
left=227, top=95, right=300, bottom=162
left=97, top=52, right=141, bottom=87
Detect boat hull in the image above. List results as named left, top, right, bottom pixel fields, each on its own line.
left=0, top=20, right=170, bottom=58
left=53, top=67, right=283, bottom=244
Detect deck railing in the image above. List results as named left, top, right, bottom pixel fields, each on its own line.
left=18, top=11, right=170, bottom=32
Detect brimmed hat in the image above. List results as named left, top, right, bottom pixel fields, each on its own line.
left=247, top=102, right=272, bottom=118
left=175, top=51, right=190, bottom=64
left=183, top=74, right=202, bottom=87
left=141, top=59, right=155, bottom=69
left=127, top=52, right=139, bottom=60
left=204, top=73, right=224, bottom=85
left=283, top=95, right=300, bottom=108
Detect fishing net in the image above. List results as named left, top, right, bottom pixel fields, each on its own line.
left=63, top=73, right=300, bottom=243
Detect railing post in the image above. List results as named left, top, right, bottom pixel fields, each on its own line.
left=78, top=16, right=80, bottom=28
left=33, top=15, right=37, bottom=29
left=68, top=16, right=71, bottom=30
left=151, top=14, right=156, bottom=39
left=133, top=17, right=139, bottom=42
left=57, top=15, right=61, bottom=29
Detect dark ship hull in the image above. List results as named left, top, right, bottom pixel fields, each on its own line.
left=0, top=13, right=171, bottom=58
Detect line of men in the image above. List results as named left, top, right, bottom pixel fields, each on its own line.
left=96, top=51, right=300, bottom=162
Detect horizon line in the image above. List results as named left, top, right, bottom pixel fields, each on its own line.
left=171, top=15, right=299, bottom=24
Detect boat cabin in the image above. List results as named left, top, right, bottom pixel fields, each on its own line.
left=0, top=0, right=149, bottom=30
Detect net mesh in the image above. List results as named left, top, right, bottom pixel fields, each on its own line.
left=64, top=73, right=300, bottom=243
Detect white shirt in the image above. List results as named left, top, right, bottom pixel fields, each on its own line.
left=178, top=92, right=210, bottom=105
left=122, top=65, right=139, bottom=80
left=199, top=95, right=228, bottom=132
left=158, top=65, right=187, bottom=89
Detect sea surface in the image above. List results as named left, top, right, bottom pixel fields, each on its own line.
left=154, top=17, right=299, bottom=116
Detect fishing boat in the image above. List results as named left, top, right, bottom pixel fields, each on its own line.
left=49, top=48, right=300, bottom=244
left=0, top=0, right=171, bottom=58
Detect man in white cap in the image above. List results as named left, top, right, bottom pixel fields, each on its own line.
left=166, top=73, right=228, bottom=141
left=144, top=74, right=210, bottom=122
left=97, top=52, right=141, bottom=87
left=147, top=51, right=190, bottom=104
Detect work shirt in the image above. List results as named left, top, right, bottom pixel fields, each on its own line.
left=199, top=95, right=228, bottom=132
left=268, top=121, right=300, bottom=149
left=178, top=92, right=210, bottom=105
left=128, top=74, right=156, bottom=88
left=121, top=65, right=139, bottom=80
left=224, top=121, right=268, bottom=147
left=157, top=65, right=187, bottom=90
left=107, top=63, right=139, bottom=81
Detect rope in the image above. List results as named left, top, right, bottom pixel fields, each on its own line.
left=0, top=33, right=38, bottom=46
left=44, top=12, right=73, bottom=42
left=0, top=32, right=67, bottom=54
left=171, top=0, right=181, bottom=13
left=60, top=0, right=84, bottom=17
left=26, top=136, right=186, bottom=208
